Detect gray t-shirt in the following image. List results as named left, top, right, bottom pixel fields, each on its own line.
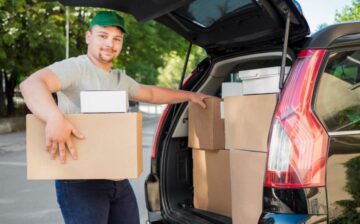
left=47, top=55, right=140, bottom=114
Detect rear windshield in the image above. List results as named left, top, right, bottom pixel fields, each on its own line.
left=174, top=0, right=253, bottom=28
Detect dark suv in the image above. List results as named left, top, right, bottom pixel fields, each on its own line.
left=52, top=0, right=360, bottom=223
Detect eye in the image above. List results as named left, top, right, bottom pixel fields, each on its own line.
left=114, top=38, right=122, bottom=42
left=98, top=34, right=107, bottom=39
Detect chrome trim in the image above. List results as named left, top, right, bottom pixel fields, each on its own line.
left=328, top=130, right=360, bottom=136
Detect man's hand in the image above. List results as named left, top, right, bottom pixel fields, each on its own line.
left=45, top=114, right=84, bottom=164
left=189, top=92, right=212, bottom=109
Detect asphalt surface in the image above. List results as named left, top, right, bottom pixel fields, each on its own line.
left=0, top=113, right=160, bottom=224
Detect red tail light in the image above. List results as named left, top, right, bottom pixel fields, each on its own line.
left=151, top=104, right=171, bottom=158
left=264, top=49, right=329, bottom=188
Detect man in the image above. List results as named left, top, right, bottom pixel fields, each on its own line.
left=20, top=11, right=209, bottom=224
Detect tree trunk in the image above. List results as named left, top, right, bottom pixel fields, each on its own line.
left=0, top=71, right=7, bottom=117
left=5, top=73, right=16, bottom=116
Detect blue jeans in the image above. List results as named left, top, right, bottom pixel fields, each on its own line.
left=55, top=179, right=140, bottom=224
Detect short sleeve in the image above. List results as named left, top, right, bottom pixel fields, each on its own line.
left=47, top=57, right=83, bottom=90
left=120, top=73, right=140, bottom=97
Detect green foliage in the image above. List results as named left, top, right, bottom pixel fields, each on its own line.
left=330, top=156, right=360, bottom=223
left=113, top=14, right=198, bottom=86
left=0, top=0, right=67, bottom=115
left=0, top=2, right=207, bottom=116
left=157, top=46, right=206, bottom=88
left=316, top=23, right=328, bottom=32
left=335, top=0, right=360, bottom=22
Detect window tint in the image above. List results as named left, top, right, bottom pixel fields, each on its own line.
left=314, top=50, right=360, bottom=132
left=174, top=0, right=253, bottom=28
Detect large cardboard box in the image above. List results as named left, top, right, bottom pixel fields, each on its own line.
left=224, top=94, right=277, bottom=152
left=188, top=98, right=224, bottom=150
left=193, top=149, right=232, bottom=217
left=230, top=149, right=267, bottom=224
left=26, top=113, right=142, bottom=180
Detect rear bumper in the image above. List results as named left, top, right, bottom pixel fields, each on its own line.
left=259, top=213, right=327, bottom=223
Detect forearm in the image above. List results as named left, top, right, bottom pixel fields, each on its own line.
left=148, top=86, right=192, bottom=104
left=20, top=77, right=63, bottom=122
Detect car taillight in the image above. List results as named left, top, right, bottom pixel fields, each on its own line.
left=151, top=104, right=171, bottom=158
left=264, top=49, right=329, bottom=188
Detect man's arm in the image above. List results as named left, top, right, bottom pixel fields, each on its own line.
left=131, top=84, right=209, bottom=108
left=20, top=68, right=83, bottom=163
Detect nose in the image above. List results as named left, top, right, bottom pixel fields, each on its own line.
left=104, top=38, right=114, bottom=47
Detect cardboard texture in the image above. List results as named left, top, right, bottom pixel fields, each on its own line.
left=224, top=94, right=277, bottom=152
left=230, top=149, right=267, bottom=224
left=26, top=113, right=142, bottom=180
left=80, top=91, right=128, bottom=113
left=188, top=98, right=225, bottom=150
left=193, top=149, right=232, bottom=217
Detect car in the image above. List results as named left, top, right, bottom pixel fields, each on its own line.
left=49, top=0, right=360, bottom=223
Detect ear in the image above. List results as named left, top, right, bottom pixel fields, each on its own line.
left=85, top=30, right=91, bottom=44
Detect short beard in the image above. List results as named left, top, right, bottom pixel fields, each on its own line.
left=99, top=53, right=114, bottom=63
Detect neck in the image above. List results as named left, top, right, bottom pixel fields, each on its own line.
left=87, top=53, right=112, bottom=72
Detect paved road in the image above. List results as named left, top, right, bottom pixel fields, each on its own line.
left=0, top=113, right=160, bottom=224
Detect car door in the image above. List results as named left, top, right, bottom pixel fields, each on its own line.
left=313, top=43, right=360, bottom=224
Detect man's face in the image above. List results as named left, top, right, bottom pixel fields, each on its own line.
left=86, top=25, right=124, bottom=64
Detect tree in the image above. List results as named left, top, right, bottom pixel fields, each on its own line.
left=0, top=0, right=66, bottom=116
left=157, top=46, right=206, bottom=89
left=113, top=14, right=193, bottom=85
left=316, top=23, right=328, bottom=32
left=0, top=1, right=95, bottom=116
left=335, top=0, right=360, bottom=22
left=0, top=2, right=206, bottom=117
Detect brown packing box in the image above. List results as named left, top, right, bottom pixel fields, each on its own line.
left=230, top=149, right=267, bottom=224
left=188, top=98, right=224, bottom=150
left=193, top=149, right=232, bottom=217
left=224, top=94, right=277, bottom=152
left=26, top=113, right=142, bottom=180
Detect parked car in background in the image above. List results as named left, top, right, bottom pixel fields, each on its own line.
left=50, top=0, right=360, bottom=223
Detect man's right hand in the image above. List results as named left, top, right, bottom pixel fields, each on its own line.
left=45, top=114, right=84, bottom=164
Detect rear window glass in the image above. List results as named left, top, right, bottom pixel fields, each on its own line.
left=314, top=50, right=360, bottom=131
left=174, top=0, right=253, bottom=28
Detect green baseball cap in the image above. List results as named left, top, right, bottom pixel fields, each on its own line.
left=89, top=11, right=127, bottom=33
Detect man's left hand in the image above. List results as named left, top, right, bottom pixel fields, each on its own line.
left=190, top=92, right=212, bottom=109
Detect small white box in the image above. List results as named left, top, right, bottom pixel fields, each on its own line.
left=80, top=91, right=128, bottom=113
left=237, top=66, right=290, bottom=80
left=238, top=66, right=290, bottom=95
left=221, top=82, right=243, bottom=99
left=243, top=76, right=280, bottom=95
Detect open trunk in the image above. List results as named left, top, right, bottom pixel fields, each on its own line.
left=146, top=49, right=295, bottom=223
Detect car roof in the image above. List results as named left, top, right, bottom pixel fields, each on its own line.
left=306, top=21, right=360, bottom=49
